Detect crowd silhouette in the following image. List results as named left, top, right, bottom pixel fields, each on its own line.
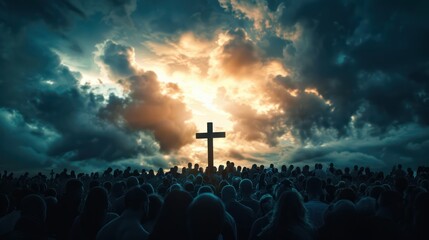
left=0, top=162, right=428, bottom=239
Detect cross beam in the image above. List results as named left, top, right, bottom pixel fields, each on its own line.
left=196, top=122, right=225, bottom=173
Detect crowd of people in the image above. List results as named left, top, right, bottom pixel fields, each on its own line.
left=0, top=162, right=428, bottom=240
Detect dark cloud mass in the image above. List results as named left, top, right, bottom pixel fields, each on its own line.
left=0, top=0, right=429, bottom=171
left=98, top=40, right=196, bottom=153
left=0, top=33, right=157, bottom=171
left=219, top=28, right=261, bottom=77
left=271, top=0, right=429, bottom=138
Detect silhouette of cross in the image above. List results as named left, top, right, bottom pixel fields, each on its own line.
left=196, top=122, right=225, bottom=174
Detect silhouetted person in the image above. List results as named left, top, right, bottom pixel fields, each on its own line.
left=355, top=197, right=376, bottom=217
left=112, top=177, right=139, bottom=215
left=376, top=190, right=403, bottom=223
left=221, top=185, right=254, bottom=240
left=54, top=178, right=84, bottom=240
left=197, top=185, right=214, bottom=195
left=0, top=194, right=20, bottom=236
left=249, top=194, right=274, bottom=240
left=305, top=177, right=328, bottom=229
left=71, top=187, right=118, bottom=240
left=4, top=194, right=47, bottom=240
left=109, top=182, right=125, bottom=208
left=355, top=191, right=404, bottom=240
left=318, top=200, right=357, bottom=240
left=188, top=193, right=235, bottom=240
left=238, top=179, right=259, bottom=214
left=149, top=190, right=193, bottom=240
left=141, top=194, right=163, bottom=233
left=258, top=191, right=313, bottom=240
left=140, top=183, right=154, bottom=195
left=96, top=187, right=149, bottom=240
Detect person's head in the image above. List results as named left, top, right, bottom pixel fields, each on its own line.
left=144, top=194, right=163, bottom=222
left=324, top=199, right=356, bottom=227
left=356, top=197, right=376, bottom=217
left=198, top=185, right=214, bottom=195
left=306, top=177, right=323, bottom=199
left=140, top=183, right=154, bottom=195
left=239, top=179, right=253, bottom=197
left=184, top=181, right=195, bottom=193
left=195, top=175, right=203, bottom=185
left=274, top=179, right=293, bottom=200
left=89, top=180, right=100, bottom=189
left=188, top=193, right=225, bottom=240
left=126, top=176, right=139, bottom=189
left=20, top=194, right=47, bottom=222
left=271, top=191, right=308, bottom=228
left=218, top=180, right=229, bottom=192
left=166, top=192, right=191, bottom=212
left=125, top=187, right=149, bottom=216
left=377, top=190, right=403, bottom=220
left=259, top=194, right=274, bottom=215
left=221, top=185, right=237, bottom=203
left=81, top=187, right=109, bottom=238
left=111, top=181, right=125, bottom=198
left=64, top=179, right=84, bottom=204
left=369, top=185, right=384, bottom=200
left=336, top=188, right=356, bottom=203
left=82, top=187, right=108, bottom=217
left=151, top=190, right=193, bottom=238
left=103, top=181, right=112, bottom=192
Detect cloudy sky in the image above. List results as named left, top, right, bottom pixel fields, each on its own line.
left=1, top=0, right=428, bottom=172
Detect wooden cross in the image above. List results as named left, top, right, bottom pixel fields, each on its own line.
left=196, top=122, right=225, bottom=174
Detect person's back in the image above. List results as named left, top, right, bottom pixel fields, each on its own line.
left=318, top=200, right=357, bottom=240
left=222, top=185, right=254, bottom=240
left=3, top=194, right=47, bottom=240
left=258, top=191, right=314, bottom=240
left=71, top=187, right=118, bottom=240
left=96, top=212, right=148, bottom=240
left=238, top=179, right=259, bottom=214
left=149, top=190, right=193, bottom=240
left=304, top=177, right=328, bottom=229
left=188, top=193, right=230, bottom=240
left=96, top=187, right=149, bottom=240
left=141, top=194, right=163, bottom=233
left=54, top=179, right=84, bottom=240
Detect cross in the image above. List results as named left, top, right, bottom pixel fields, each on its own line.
left=196, top=122, right=226, bottom=174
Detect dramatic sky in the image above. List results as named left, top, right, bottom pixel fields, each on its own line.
left=1, top=0, right=429, bottom=172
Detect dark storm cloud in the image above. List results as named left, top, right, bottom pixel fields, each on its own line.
left=0, top=0, right=85, bottom=30
left=0, top=24, right=157, bottom=171
left=219, top=28, right=261, bottom=77
left=98, top=41, right=196, bottom=153
left=132, top=0, right=234, bottom=37
left=284, top=124, right=429, bottom=170
left=99, top=40, right=137, bottom=78
left=1, top=0, right=211, bottom=172
left=0, top=108, right=53, bottom=170
left=259, top=0, right=429, bottom=142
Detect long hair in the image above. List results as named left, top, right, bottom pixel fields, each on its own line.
left=261, top=190, right=311, bottom=236
left=80, top=187, right=108, bottom=239
left=149, top=190, right=193, bottom=240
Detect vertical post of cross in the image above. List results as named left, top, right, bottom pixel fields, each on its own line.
left=207, top=122, right=214, bottom=171
left=196, top=122, right=226, bottom=175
